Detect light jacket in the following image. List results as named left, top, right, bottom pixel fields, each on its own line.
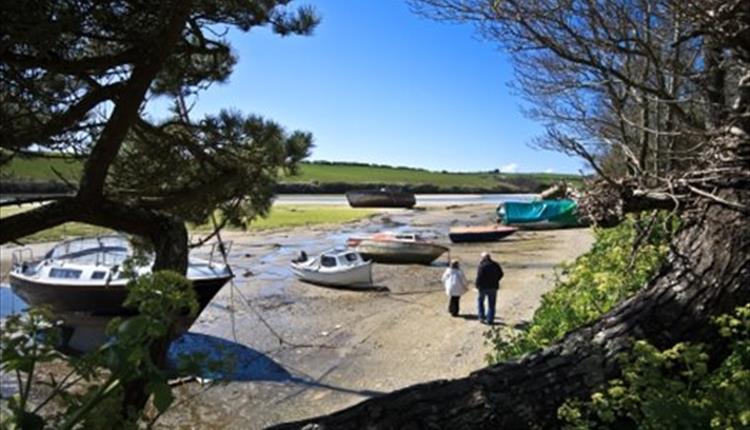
left=442, top=267, right=468, bottom=297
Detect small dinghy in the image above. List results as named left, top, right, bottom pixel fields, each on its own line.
left=448, top=225, right=518, bottom=243
left=291, top=248, right=373, bottom=287
left=346, top=232, right=448, bottom=265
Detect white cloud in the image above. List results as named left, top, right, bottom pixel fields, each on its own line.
left=544, top=168, right=555, bottom=173
left=499, top=163, right=518, bottom=173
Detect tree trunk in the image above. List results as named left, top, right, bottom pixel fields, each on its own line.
left=272, top=134, right=749, bottom=429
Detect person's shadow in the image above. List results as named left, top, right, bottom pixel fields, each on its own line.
left=454, top=315, right=525, bottom=329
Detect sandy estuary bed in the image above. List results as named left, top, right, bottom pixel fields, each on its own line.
left=151, top=205, right=593, bottom=429
left=0, top=204, right=592, bottom=428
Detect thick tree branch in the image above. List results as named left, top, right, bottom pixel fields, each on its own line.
left=0, top=199, right=78, bottom=243
left=6, top=83, right=124, bottom=151
left=78, top=3, right=193, bottom=200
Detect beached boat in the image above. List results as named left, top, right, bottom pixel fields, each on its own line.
left=496, top=199, right=585, bottom=229
left=290, top=248, right=373, bottom=287
left=345, top=189, right=416, bottom=208
left=347, top=233, right=448, bottom=264
left=448, top=225, right=518, bottom=243
left=9, top=235, right=233, bottom=316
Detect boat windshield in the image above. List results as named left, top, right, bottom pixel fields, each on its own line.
left=394, top=234, right=419, bottom=241
left=44, top=235, right=134, bottom=266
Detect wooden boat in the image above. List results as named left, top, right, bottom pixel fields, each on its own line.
left=345, top=189, right=416, bottom=208
left=291, top=248, right=373, bottom=287
left=347, top=233, right=448, bottom=265
left=448, top=225, right=518, bottom=243
left=9, top=235, right=233, bottom=316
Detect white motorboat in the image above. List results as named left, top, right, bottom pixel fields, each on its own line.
left=10, top=235, right=233, bottom=316
left=291, top=248, right=373, bottom=287
left=346, top=232, right=449, bottom=265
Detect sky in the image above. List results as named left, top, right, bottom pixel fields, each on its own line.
left=176, top=0, right=586, bottom=174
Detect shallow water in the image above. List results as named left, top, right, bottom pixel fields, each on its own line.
left=0, top=285, right=27, bottom=318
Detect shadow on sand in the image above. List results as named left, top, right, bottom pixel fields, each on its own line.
left=298, top=280, right=390, bottom=293
left=168, top=333, right=385, bottom=398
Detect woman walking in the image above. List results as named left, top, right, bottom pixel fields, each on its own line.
left=442, top=259, right=468, bottom=317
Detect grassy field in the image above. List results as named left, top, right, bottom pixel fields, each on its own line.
left=290, top=163, right=504, bottom=188
left=1, top=204, right=375, bottom=243
left=246, top=205, right=375, bottom=230
left=1, top=157, right=582, bottom=189
left=1, top=156, right=82, bottom=182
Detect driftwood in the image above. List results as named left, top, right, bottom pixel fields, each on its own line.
left=538, top=182, right=569, bottom=200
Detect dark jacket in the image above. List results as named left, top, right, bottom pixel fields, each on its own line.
left=475, top=258, right=503, bottom=290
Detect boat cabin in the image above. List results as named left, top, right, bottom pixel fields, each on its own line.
left=317, top=248, right=366, bottom=269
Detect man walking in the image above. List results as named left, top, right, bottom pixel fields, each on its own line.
left=475, top=252, right=504, bottom=325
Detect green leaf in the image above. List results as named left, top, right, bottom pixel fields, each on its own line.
left=148, top=382, right=174, bottom=413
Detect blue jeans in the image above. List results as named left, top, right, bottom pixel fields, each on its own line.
left=477, top=289, right=497, bottom=324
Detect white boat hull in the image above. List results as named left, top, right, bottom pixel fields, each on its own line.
left=291, top=261, right=373, bottom=287
left=354, top=240, right=448, bottom=265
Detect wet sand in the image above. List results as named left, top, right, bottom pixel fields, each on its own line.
left=157, top=205, right=593, bottom=429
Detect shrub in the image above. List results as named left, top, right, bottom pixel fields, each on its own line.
left=0, top=271, right=200, bottom=429
left=558, top=304, right=750, bottom=429
left=486, top=213, right=674, bottom=363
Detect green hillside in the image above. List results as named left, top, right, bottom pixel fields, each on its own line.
left=0, top=157, right=582, bottom=190
left=0, top=156, right=83, bottom=182
left=292, top=163, right=501, bottom=188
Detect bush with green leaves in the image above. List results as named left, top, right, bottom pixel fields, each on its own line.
left=558, top=304, right=750, bottom=429
left=0, top=271, right=201, bottom=429
left=486, top=213, right=674, bottom=363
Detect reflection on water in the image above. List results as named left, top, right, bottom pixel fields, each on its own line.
left=0, top=285, right=27, bottom=319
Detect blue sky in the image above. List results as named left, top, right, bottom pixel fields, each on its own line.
left=180, top=0, right=585, bottom=174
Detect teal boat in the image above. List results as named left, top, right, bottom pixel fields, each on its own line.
left=496, top=199, right=584, bottom=229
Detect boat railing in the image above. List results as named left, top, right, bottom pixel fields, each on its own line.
left=209, top=240, right=233, bottom=266
left=11, top=248, right=34, bottom=267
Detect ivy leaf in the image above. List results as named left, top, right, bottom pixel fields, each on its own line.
left=148, top=382, right=174, bottom=413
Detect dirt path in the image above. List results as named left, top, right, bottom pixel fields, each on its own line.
left=157, top=205, right=593, bottom=429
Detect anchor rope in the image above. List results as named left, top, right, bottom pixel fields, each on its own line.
left=208, top=214, right=334, bottom=350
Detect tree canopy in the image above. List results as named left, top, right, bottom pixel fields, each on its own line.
left=0, top=0, right=318, bottom=268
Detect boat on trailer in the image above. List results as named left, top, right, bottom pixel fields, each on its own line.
left=10, top=235, right=233, bottom=315
left=347, top=232, right=448, bottom=265
left=448, top=225, right=518, bottom=243
left=345, top=189, right=416, bottom=208
left=291, top=248, right=373, bottom=287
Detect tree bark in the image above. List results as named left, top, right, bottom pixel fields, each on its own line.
left=272, top=134, right=749, bottom=429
